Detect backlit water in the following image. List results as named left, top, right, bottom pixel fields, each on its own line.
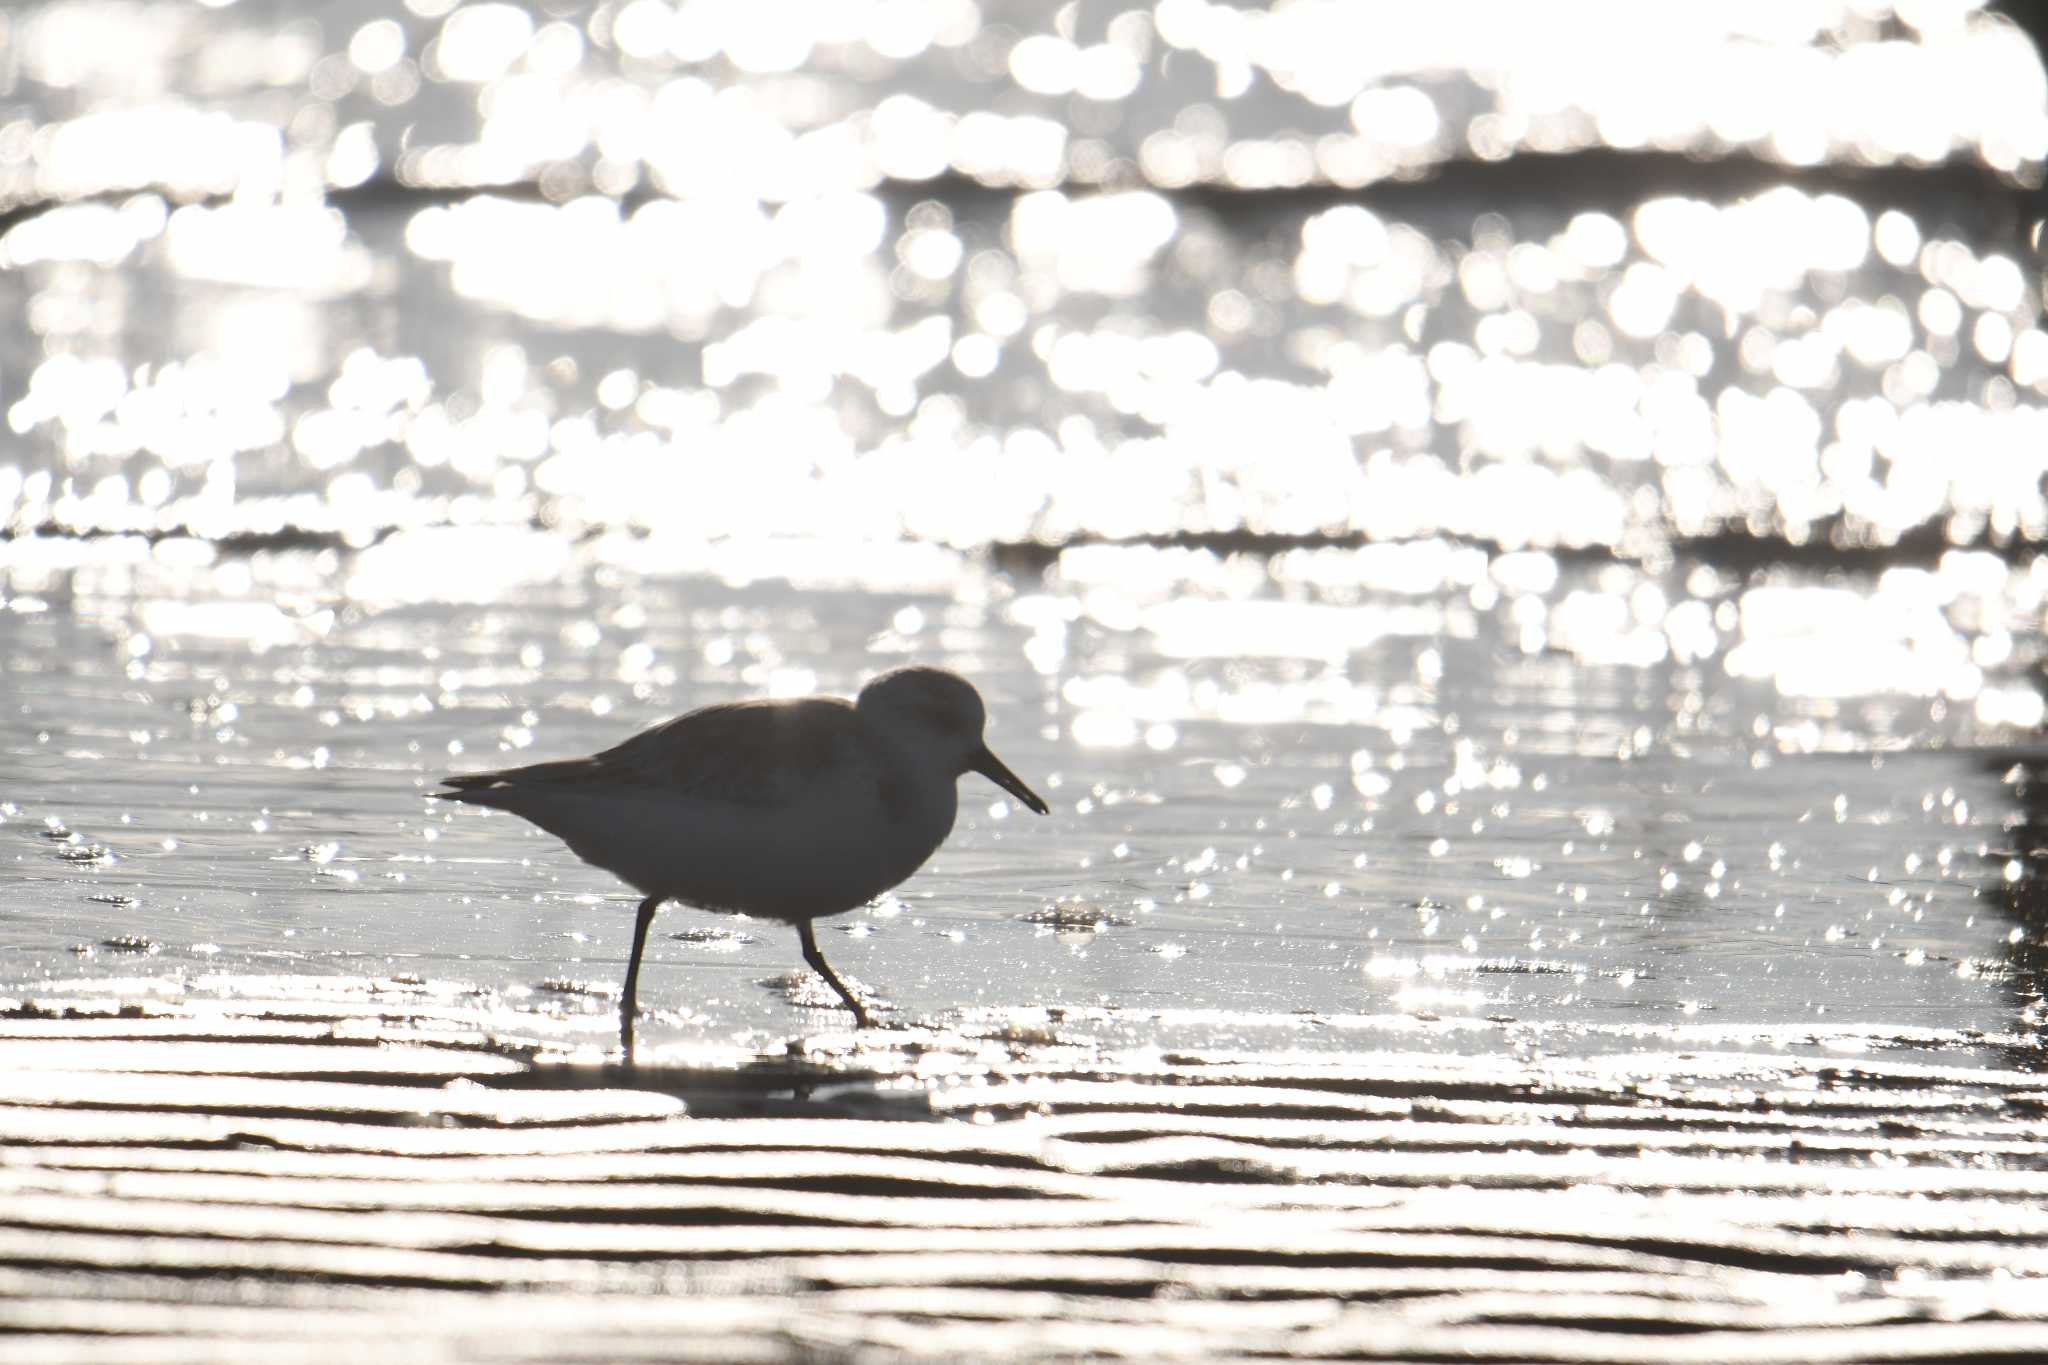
left=12, top=5, right=2048, bottom=1360
left=3, top=2, right=2047, bottom=1068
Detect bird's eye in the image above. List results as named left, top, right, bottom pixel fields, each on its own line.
left=918, top=702, right=963, bottom=734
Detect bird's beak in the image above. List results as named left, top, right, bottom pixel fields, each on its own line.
left=970, top=744, right=1050, bottom=815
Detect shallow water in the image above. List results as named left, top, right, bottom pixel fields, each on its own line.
left=4, top=531, right=2044, bottom=1063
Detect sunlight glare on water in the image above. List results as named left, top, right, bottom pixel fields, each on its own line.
left=1, top=3, right=2038, bottom=207
left=3, top=518, right=2037, bottom=1054
left=7, top=58, right=2046, bottom=564
left=8, top=6, right=2048, bottom=1359
left=0, top=0, right=2043, bottom=1066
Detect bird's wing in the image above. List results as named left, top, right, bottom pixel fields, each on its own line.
left=438, top=697, right=867, bottom=805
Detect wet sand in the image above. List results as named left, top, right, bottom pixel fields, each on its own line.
left=3, top=989, right=2046, bottom=1363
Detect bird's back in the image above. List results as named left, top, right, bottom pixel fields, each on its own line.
left=444, top=697, right=862, bottom=801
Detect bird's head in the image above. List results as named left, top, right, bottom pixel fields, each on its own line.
left=857, top=666, right=1050, bottom=815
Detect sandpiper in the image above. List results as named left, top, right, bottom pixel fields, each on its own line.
left=434, top=665, right=1049, bottom=1058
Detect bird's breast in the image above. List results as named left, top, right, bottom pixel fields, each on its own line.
left=868, top=762, right=959, bottom=887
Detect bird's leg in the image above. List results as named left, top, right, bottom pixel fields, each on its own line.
left=619, top=895, right=664, bottom=1062
left=797, top=918, right=874, bottom=1027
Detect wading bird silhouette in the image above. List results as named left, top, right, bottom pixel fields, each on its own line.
left=435, top=666, right=1049, bottom=1060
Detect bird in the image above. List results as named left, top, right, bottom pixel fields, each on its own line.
left=432, top=665, right=1049, bottom=1059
